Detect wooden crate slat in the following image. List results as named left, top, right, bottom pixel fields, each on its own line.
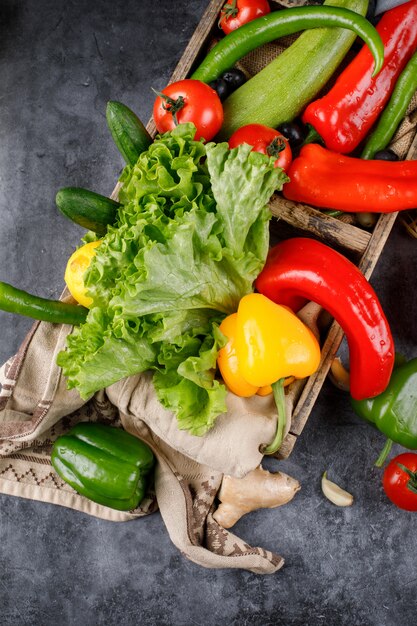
left=269, top=195, right=371, bottom=255
left=359, top=213, right=398, bottom=279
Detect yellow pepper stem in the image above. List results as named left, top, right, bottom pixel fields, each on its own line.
left=261, top=378, right=286, bottom=456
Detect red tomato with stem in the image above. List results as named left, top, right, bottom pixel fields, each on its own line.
left=228, top=123, right=292, bottom=172
left=383, top=453, right=417, bottom=511
left=219, top=0, right=271, bottom=35
left=153, top=79, right=223, bottom=141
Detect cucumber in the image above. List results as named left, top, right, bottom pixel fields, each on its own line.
left=106, top=101, right=152, bottom=166
left=217, top=0, right=370, bottom=140
left=56, top=187, right=120, bottom=235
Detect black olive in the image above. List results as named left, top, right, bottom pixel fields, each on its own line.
left=373, top=149, right=400, bottom=161
left=222, top=69, right=247, bottom=91
left=277, top=121, right=305, bottom=148
left=209, top=78, right=230, bottom=101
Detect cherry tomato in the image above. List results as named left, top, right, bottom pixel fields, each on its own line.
left=153, top=79, right=223, bottom=141
left=219, top=0, right=271, bottom=35
left=228, top=123, right=292, bottom=172
left=383, top=453, right=417, bottom=511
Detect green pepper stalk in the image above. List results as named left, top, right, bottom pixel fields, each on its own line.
left=351, top=358, right=417, bottom=465
left=261, top=378, right=286, bottom=456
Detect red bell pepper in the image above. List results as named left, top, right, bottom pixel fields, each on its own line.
left=302, top=0, right=417, bottom=154
left=283, top=143, right=417, bottom=213
left=255, top=238, right=395, bottom=400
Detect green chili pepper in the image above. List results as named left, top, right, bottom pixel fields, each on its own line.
left=191, top=5, right=384, bottom=85
left=0, top=281, right=88, bottom=326
left=361, top=50, right=417, bottom=160
left=51, top=422, right=155, bottom=511
left=351, top=357, right=417, bottom=453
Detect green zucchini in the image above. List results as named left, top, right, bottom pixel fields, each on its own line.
left=217, top=0, right=370, bottom=140
left=56, top=187, right=120, bottom=235
left=106, top=101, right=152, bottom=166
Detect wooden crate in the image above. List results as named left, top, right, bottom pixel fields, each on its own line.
left=113, top=0, right=411, bottom=459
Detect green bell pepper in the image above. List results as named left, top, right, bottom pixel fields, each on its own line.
left=51, top=422, right=155, bottom=511
left=351, top=357, right=417, bottom=452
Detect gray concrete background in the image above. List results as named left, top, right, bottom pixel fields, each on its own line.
left=0, top=1, right=416, bottom=624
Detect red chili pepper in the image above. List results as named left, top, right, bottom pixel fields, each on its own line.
left=255, top=238, right=395, bottom=400
left=283, top=143, right=417, bottom=213
left=302, top=0, right=417, bottom=154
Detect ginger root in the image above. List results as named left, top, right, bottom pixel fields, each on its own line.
left=213, top=465, right=300, bottom=529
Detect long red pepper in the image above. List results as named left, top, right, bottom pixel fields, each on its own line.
left=255, top=238, right=394, bottom=400
left=302, top=0, right=417, bottom=154
left=283, top=143, right=417, bottom=213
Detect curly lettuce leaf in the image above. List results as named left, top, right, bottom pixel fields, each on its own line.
left=58, top=123, right=286, bottom=435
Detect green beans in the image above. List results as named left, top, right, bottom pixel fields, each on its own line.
left=0, top=282, right=88, bottom=325
left=191, top=5, right=384, bottom=85
left=361, top=51, right=417, bottom=160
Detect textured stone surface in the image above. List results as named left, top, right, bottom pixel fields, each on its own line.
left=1, top=1, right=417, bottom=624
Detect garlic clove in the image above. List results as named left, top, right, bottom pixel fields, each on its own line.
left=321, top=471, right=353, bottom=507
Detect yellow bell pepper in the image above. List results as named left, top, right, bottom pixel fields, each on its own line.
left=217, top=313, right=294, bottom=398
left=217, top=313, right=260, bottom=397
left=217, top=293, right=321, bottom=455
left=235, top=293, right=321, bottom=387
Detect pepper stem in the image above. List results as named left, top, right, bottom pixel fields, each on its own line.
left=261, top=378, right=286, bottom=456
left=302, top=124, right=323, bottom=147
left=151, top=88, right=185, bottom=126
left=374, top=438, right=393, bottom=468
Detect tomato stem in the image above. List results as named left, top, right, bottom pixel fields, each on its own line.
left=374, top=438, right=393, bottom=468
left=261, top=378, right=286, bottom=455
left=266, top=136, right=286, bottom=158
left=218, top=0, right=238, bottom=27
left=152, top=88, right=185, bottom=126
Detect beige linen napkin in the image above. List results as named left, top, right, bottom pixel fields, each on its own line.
left=0, top=319, right=291, bottom=574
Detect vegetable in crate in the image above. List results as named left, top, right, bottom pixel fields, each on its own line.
left=283, top=144, right=417, bottom=213
left=217, top=293, right=321, bottom=455
left=57, top=123, right=286, bottom=436
left=219, top=0, right=271, bottom=35
left=361, top=50, right=417, bottom=160
left=255, top=238, right=394, bottom=400
left=52, top=422, right=154, bottom=511
left=193, top=0, right=384, bottom=140
left=152, top=80, right=223, bottom=141
left=303, top=0, right=417, bottom=153
left=228, top=124, right=292, bottom=172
